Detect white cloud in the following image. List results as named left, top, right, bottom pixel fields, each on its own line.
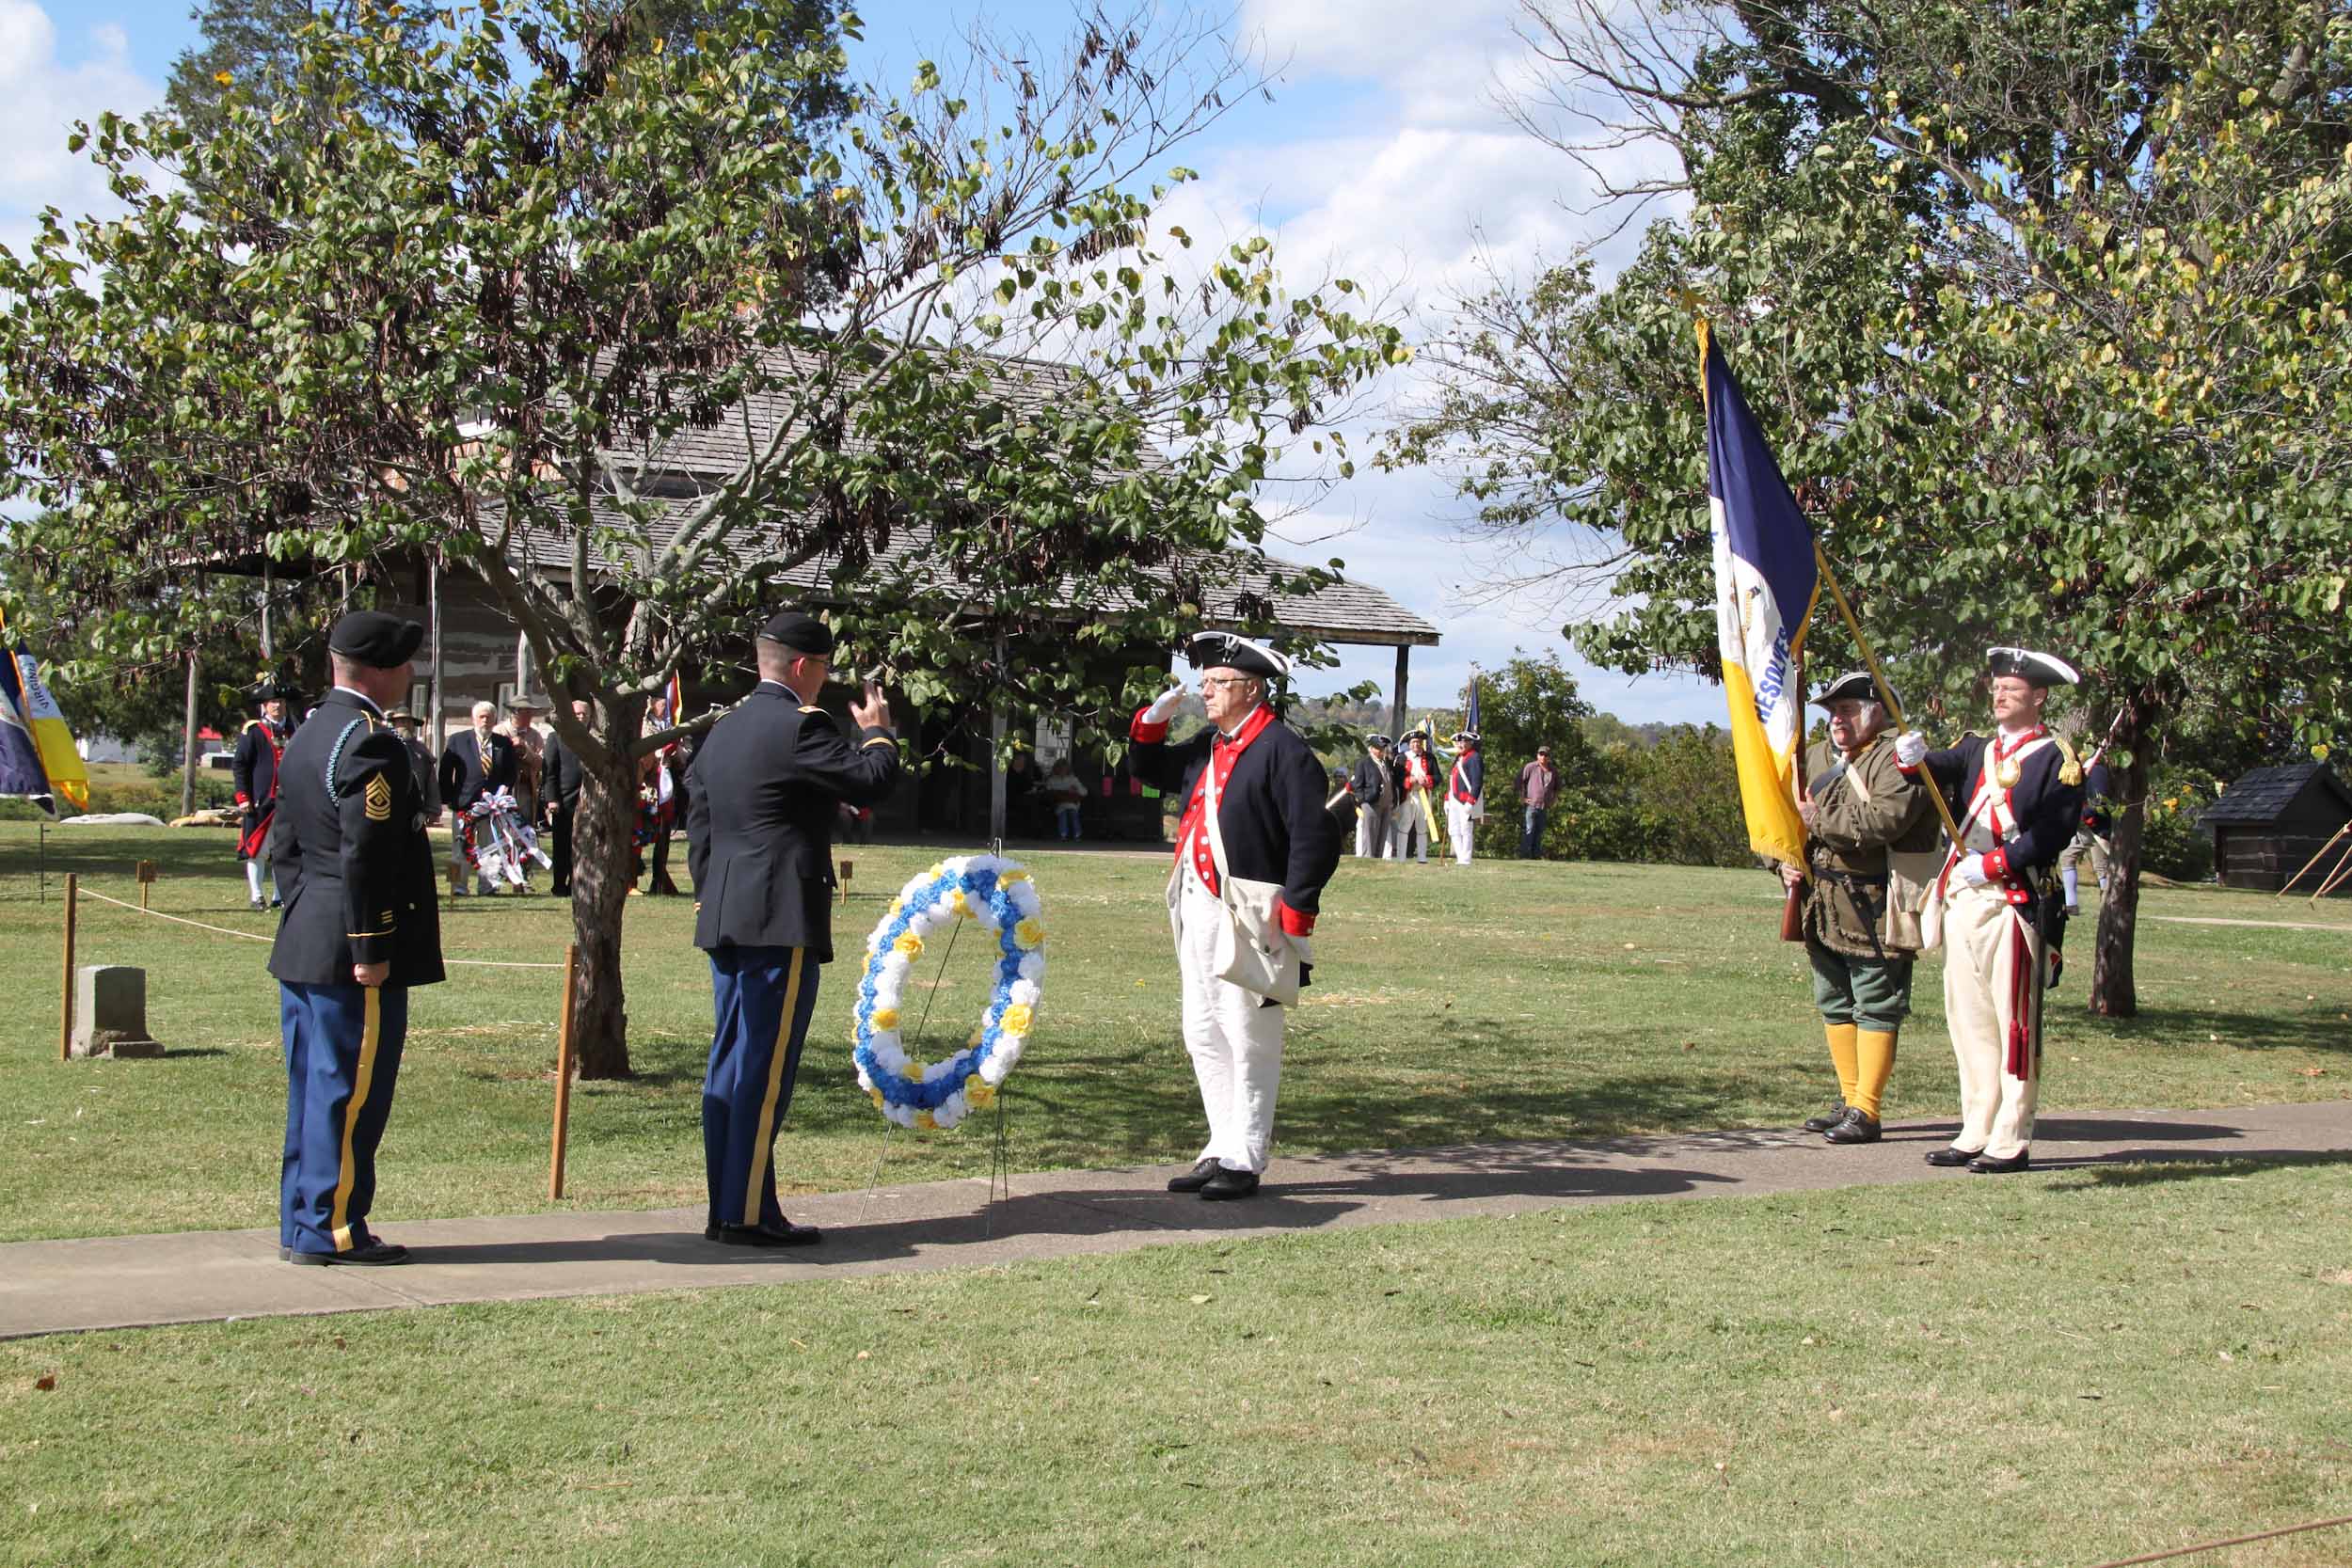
left=0, top=2, right=159, bottom=254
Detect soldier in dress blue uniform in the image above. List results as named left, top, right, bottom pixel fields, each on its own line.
left=1894, top=647, right=2086, bottom=1174
left=1130, top=631, right=1343, bottom=1199
left=686, top=610, right=899, bottom=1246
left=233, top=676, right=300, bottom=910
left=267, top=611, right=445, bottom=1264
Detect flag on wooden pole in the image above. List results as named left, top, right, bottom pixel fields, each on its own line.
left=1700, top=321, right=1817, bottom=868
left=0, top=606, right=88, bottom=816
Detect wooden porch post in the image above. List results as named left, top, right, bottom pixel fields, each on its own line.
left=1391, top=643, right=1411, bottom=739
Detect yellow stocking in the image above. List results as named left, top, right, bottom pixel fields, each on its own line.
left=1824, top=1022, right=1859, bottom=1107
left=1854, top=1028, right=1899, bottom=1120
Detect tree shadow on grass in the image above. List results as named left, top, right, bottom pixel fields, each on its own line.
left=2038, top=1150, right=2352, bottom=1188
left=2087, top=1006, right=2352, bottom=1055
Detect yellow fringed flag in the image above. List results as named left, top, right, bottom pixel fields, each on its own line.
left=1699, top=322, right=1817, bottom=868
left=0, top=605, right=90, bottom=816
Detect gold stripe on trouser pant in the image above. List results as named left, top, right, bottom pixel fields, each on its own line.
left=744, top=948, right=808, bottom=1223
left=1941, top=882, right=2041, bottom=1160
left=329, top=988, right=384, bottom=1253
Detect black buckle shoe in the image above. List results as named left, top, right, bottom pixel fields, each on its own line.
left=1925, top=1147, right=1984, bottom=1167
left=1824, top=1111, right=1882, bottom=1144
left=286, top=1239, right=409, bottom=1266
left=1166, top=1159, right=1223, bottom=1194
left=1968, top=1150, right=2031, bottom=1174
left=1200, top=1168, right=1263, bottom=1201
left=1802, top=1102, right=1851, bottom=1133
left=716, top=1221, right=822, bottom=1247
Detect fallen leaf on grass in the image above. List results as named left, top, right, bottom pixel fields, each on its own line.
left=33, top=1374, right=56, bottom=1391
left=855, top=1351, right=870, bottom=1360
left=1188, top=1294, right=1213, bottom=1305
left=2297, top=1067, right=2327, bottom=1077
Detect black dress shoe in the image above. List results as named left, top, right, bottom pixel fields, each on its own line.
left=285, top=1240, right=410, bottom=1266
left=1802, top=1102, right=1851, bottom=1133
left=1925, top=1147, right=1985, bottom=1167
left=1968, top=1150, right=2031, bottom=1174
left=703, top=1223, right=721, bottom=1241
left=1166, top=1159, right=1223, bottom=1194
left=716, top=1221, right=822, bottom=1248
left=1200, top=1168, right=1262, bottom=1201
left=1823, top=1110, right=1882, bottom=1144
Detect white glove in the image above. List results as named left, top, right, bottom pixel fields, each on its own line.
left=1893, top=731, right=1927, bottom=768
left=1141, top=684, right=1186, bottom=724
left=1955, top=852, right=1991, bottom=889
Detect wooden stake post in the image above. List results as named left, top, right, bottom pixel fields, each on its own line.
left=548, top=942, right=580, bottom=1199
left=59, top=873, right=76, bottom=1062
left=2279, top=821, right=2350, bottom=897
left=837, top=858, right=853, bottom=906
left=135, top=860, right=157, bottom=911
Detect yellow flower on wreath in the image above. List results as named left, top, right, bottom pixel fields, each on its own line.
left=965, top=1077, right=996, bottom=1109
left=894, top=933, right=923, bottom=958
left=1013, top=918, right=1045, bottom=950
left=915, top=1111, right=939, bottom=1131
left=950, top=890, right=973, bottom=918
left=871, top=1007, right=899, bottom=1031
left=998, top=869, right=1031, bottom=888
left=998, top=1004, right=1033, bottom=1037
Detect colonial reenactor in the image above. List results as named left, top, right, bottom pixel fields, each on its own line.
left=267, top=610, right=444, bottom=1264
left=686, top=611, right=899, bottom=1246
left=2060, top=756, right=2115, bottom=917
left=1130, top=631, right=1343, bottom=1199
left=541, top=699, right=589, bottom=896
left=385, top=708, right=441, bottom=825
left=233, top=675, right=299, bottom=910
left=1349, top=735, right=1396, bottom=858
left=1785, top=673, right=1935, bottom=1145
left=1395, top=728, right=1439, bottom=863
left=497, top=693, right=548, bottom=823
left=1895, top=647, right=2087, bottom=1173
left=438, top=700, right=516, bottom=895
left=1445, top=730, right=1484, bottom=865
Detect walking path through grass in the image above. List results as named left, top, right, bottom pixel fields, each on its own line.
left=8, top=1101, right=2344, bottom=1340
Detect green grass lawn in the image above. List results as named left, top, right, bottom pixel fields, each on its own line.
left=3, top=1159, right=2348, bottom=1567
left=1, top=821, right=2345, bottom=1241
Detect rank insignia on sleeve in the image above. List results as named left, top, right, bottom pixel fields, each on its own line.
left=364, top=772, right=392, bottom=821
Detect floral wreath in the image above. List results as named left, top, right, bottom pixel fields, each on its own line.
left=851, top=854, right=1043, bottom=1130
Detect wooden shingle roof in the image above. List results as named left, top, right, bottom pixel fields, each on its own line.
left=2200, top=764, right=2352, bottom=827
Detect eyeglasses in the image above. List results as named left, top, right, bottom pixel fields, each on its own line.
left=1199, top=675, right=1256, bottom=691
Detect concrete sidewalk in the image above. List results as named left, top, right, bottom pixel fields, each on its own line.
left=5, top=1101, right=2345, bottom=1340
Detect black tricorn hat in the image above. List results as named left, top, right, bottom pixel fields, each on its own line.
left=1812, top=671, right=1894, bottom=710
left=1366, top=734, right=1392, bottom=749
left=1986, top=646, right=2079, bottom=688
left=1184, top=631, right=1291, bottom=681
left=328, top=610, right=425, bottom=669
left=757, top=610, right=836, bottom=657
left=246, top=673, right=301, bottom=704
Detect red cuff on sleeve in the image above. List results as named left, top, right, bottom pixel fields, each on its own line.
left=1895, top=761, right=1919, bottom=776
left=235, top=792, right=250, bottom=806
left=1277, top=897, right=1315, bottom=938
left=1129, top=706, right=1169, bottom=744
left=1983, top=847, right=2010, bottom=880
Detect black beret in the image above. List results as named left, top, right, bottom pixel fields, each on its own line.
left=757, top=610, right=836, bottom=657
left=1184, top=631, right=1290, bottom=680
left=1812, top=671, right=1894, bottom=709
left=1987, top=646, right=2079, bottom=688
left=328, top=610, right=424, bottom=669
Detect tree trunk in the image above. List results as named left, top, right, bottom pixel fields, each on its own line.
left=2088, top=721, right=2148, bottom=1019
left=567, top=746, right=641, bottom=1079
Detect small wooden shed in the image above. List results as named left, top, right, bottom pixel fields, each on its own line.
left=2201, top=764, right=2352, bottom=893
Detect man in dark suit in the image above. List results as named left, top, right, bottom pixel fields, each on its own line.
left=438, top=700, right=516, bottom=895
left=542, top=698, right=589, bottom=895
left=1895, top=646, right=2087, bottom=1174
left=1129, top=631, right=1343, bottom=1200
left=233, top=676, right=299, bottom=909
left=687, top=610, right=899, bottom=1246
left=267, top=610, right=445, bottom=1264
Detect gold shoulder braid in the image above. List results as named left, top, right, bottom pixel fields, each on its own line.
left=2051, top=733, right=2083, bottom=788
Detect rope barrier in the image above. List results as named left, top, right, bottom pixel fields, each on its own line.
left=75, top=886, right=567, bottom=968
left=2084, top=1514, right=2352, bottom=1567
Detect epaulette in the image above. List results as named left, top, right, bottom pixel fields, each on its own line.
left=2050, top=732, right=2083, bottom=788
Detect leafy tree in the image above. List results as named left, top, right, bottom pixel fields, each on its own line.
left=1454, top=654, right=1600, bottom=859
left=0, top=0, right=1402, bottom=1074
left=1391, top=0, right=2352, bottom=1014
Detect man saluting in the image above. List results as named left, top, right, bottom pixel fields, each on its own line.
left=1129, top=631, right=1342, bottom=1199
left=268, top=611, right=444, bottom=1264
left=687, top=611, right=899, bottom=1246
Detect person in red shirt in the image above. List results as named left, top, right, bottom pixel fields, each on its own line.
left=1128, top=632, right=1343, bottom=1199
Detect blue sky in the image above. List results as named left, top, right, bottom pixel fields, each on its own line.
left=11, top=0, right=1724, bottom=724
